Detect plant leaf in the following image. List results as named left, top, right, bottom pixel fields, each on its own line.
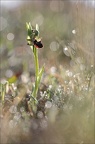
left=37, top=65, right=44, bottom=87
left=29, top=22, right=32, bottom=30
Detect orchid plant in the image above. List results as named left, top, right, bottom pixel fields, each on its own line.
left=26, top=22, right=44, bottom=110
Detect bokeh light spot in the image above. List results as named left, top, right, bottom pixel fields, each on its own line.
left=50, top=41, right=59, bottom=51
left=63, top=47, right=70, bottom=56
left=1, top=1, right=22, bottom=9
left=50, top=66, right=57, bottom=74
left=7, top=33, right=14, bottom=40
left=72, top=29, right=76, bottom=34
left=0, top=79, right=7, bottom=84
left=5, top=69, right=14, bottom=78
left=45, top=101, right=52, bottom=108
left=21, top=73, right=29, bottom=83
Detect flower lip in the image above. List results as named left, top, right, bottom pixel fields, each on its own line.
left=33, top=39, right=43, bottom=48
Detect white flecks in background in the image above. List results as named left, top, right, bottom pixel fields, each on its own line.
left=21, top=73, right=29, bottom=83
left=48, top=85, right=53, bottom=90
left=63, top=47, right=70, bottom=56
left=0, top=79, right=7, bottom=84
left=68, top=71, right=73, bottom=77
left=50, top=41, right=59, bottom=52
left=7, top=33, right=14, bottom=40
left=5, top=69, right=14, bottom=78
left=72, top=29, right=76, bottom=34
left=57, top=85, right=62, bottom=93
left=67, top=87, right=71, bottom=95
left=66, top=70, right=73, bottom=77
left=45, top=101, right=52, bottom=109
left=64, top=80, right=68, bottom=84
left=50, top=66, right=57, bottom=74
left=91, top=65, right=93, bottom=68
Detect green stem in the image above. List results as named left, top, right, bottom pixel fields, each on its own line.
left=1, top=84, right=5, bottom=104
left=32, top=46, right=39, bottom=98
left=34, top=46, right=39, bottom=76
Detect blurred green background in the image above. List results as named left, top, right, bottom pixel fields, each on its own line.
left=0, top=1, right=95, bottom=144
left=0, top=0, right=94, bottom=79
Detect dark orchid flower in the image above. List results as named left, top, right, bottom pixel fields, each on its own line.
left=33, top=39, right=43, bottom=48
left=27, top=38, right=43, bottom=48
left=26, top=23, right=43, bottom=49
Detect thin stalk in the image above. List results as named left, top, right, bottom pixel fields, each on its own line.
left=32, top=46, right=39, bottom=98
left=1, top=84, right=5, bottom=104
left=34, top=46, right=39, bottom=76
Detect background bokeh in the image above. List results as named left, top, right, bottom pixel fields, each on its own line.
left=0, top=1, right=95, bottom=144
left=0, top=0, right=95, bottom=79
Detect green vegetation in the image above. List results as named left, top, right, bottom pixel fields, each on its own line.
left=0, top=1, right=95, bottom=144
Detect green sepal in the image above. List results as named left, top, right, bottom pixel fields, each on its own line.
left=36, top=24, right=39, bottom=32
left=26, top=22, right=33, bottom=37
left=36, top=24, right=39, bottom=36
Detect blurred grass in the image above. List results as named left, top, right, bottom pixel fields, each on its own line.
left=0, top=1, right=95, bottom=143
left=1, top=1, right=94, bottom=75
